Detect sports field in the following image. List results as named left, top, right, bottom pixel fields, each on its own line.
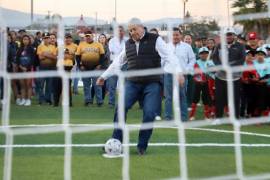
left=1, top=91, right=270, bottom=180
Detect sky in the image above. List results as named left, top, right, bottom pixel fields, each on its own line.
left=0, top=0, right=232, bottom=24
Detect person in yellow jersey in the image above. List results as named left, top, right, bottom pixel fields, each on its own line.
left=64, top=33, right=77, bottom=67
left=50, top=33, right=58, bottom=47
left=36, top=32, right=57, bottom=105
left=76, top=30, right=105, bottom=106
left=53, top=33, right=77, bottom=107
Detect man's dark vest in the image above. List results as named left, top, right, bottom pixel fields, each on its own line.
left=125, top=32, right=161, bottom=84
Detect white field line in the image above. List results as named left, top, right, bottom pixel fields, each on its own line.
left=0, top=143, right=269, bottom=148
left=1, top=124, right=270, bottom=139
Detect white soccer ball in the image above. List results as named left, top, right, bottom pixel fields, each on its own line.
left=104, top=138, right=122, bottom=155
left=155, top=116, right=162, bottom=121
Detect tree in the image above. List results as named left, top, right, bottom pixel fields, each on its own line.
left=232, top=0, right=270, bottom=39
left=181, top=19, right=220, bottom=39
left=179, top=10, right=220, bottom=39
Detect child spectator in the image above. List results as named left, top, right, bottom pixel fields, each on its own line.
left=189, top=47, right=215, bottom=120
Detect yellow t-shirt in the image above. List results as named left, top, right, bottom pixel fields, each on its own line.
left=76, top=41, right=105, bottom=67
left=37, top=44, right=58, bottom=67
left=63, top=57, right=74, bottom=67
left=64, top=43, right=77, bottom=67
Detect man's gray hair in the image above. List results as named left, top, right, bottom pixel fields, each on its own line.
left=128, top=18, right=143, bottom=26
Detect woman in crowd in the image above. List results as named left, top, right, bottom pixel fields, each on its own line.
left=98, top=34, right=110, bottom=100
left=16, top=35, right=35, bottom=106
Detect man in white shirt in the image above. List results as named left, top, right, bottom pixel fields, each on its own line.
left=97, top=18, right=184, bottom=155
left=164, top=27, right=196, bottom=121
left=107, top=26, right=128, bottom=107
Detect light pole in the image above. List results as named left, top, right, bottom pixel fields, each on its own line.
left=183, top=0, right=188, bottom=19
left=47, top=10, right=51, bottom=31
left=114, top=0, right=117, bottom=22
left=95, top=12, right=98, bottom=34
left=227, top=0, right=230, bottom=26
left=182, top=0, right=188, bottom=31
left=30, top=0, right=33, bottom=24
left=226, top=0, right=233, bottom=27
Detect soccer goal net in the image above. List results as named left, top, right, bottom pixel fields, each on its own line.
left=0, top=0, right=270, bottom=180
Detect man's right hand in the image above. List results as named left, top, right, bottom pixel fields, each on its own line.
left=96, top=77, right=105, bottom=86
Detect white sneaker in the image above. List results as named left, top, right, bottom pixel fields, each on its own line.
left=155, top=116, right=162, bottom=121
left=24, top=99, right=31, bottom=106
left=19, top=99, right=26, bottom=106
left=189, top=116, right=195, bottom=121
left=16, top=98, right=21, bottom=105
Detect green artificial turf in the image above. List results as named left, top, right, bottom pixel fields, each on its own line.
left=0, top=91, right=268, bottom=180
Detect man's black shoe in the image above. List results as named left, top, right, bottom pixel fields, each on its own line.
left=137, top=148, right=146, bottom=156
left=97, top=103, right=103, bottom=107
left=46, top=100, right=52, bottom=105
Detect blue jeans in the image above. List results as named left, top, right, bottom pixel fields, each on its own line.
left=35, top=77, right=42, bottom=99
left=34, top=67, right=41, bottom=100
left=72, top=66, right=80, bottom=94
left=112, top=81, right=161, bottom=150
left=82, top=77, right=103, bottom=104
left=106, top=76, right=118, bottom=106
left=39, top=77, right=53, bottom=103
left=38, top=67, right=55, bottom=103
left=164, top=74, right=188, bottom=121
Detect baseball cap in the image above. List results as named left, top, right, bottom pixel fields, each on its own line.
left=246, top=50, right=256, bottom=56
left=198, top=47, right=209, bottom=54
left=42, top=32, right=50, bottom=38
left=256, top=47, right=267, bottom=56
left=84, top=31, right=93, bottom=36
left=248, top=32, right=257, bottom=40
left=18, top=29, right=26, bottom=33
left=224, top=27, right=236, bottom=35
left=237, top=34, right=246, bottom=41
left=65, top=33, right=72, bottom=38
left=263, top=44, right=270, bottom=50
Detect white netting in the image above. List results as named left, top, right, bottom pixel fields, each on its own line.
left=0, top=0, right=270, bottom=180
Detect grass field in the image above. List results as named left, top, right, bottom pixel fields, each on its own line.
left=1, top=91, right=270, bottom=180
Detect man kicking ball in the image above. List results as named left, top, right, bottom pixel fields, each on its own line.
left=97, top=18, right=184, bottom=156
